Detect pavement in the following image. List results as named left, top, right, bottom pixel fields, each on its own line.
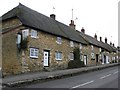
left=1, top=63, right=119, bottom=88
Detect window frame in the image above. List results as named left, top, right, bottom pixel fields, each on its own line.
left=56, top=37, right=62, bottom=44
left=30, top=48, right=39, bottom=58
left=70, top=41, right=74, bottom=47
left=91, top=45, right=94, bottom=50
left=79, top=44, right=82, bottom=49
left=55, top=51, right=62, bottom=60
left=31, top=29, right=38, bottom=38
left=69, top=52, right=74, bottom=60
left=22, top=29, right=29, bottom=40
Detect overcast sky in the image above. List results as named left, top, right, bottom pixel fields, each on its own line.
left=0, top=0, right=119, bottom=47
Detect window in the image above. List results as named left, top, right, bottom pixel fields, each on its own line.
left=79, top=44, right=82, bottom=49
left=70, top=41, right=74, bottom=47
left=22, top=29, right=29, bottom=39
left=56, top=37, right=62, bottom=44
left=55, top=51, right=62, bottom=60
left=99, top=48, right=101, bottom=52
left=99, top=54, right=102, bottom=60
left=91, top=45, right=94, bottom=50
left=69, top=52, right=74, bottom=60
left=80, top=55, right=83, bottom=61
left=30, top=48, right=39, bottom=58
left=16, top=34, right=21, bottom=44
left=31, top=30, right=38, bottom=38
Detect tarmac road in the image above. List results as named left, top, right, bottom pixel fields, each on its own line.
left=21, top=65, right=119, bottom=89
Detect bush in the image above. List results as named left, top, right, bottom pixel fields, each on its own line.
left=68, top=47, right=85, bottom=69
left=21, top=38, right=28, bottom=50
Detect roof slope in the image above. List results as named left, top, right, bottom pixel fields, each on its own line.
left=77, top=31, right=116, bottom=52
left=1, top=3, right=87, bottom=45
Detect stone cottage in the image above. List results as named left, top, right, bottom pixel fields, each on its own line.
left=0, top=3, right=118, bottom=76
left=1, top=3, right=88, bottom=76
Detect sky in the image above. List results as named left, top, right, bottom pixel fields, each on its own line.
left=0, top=0, right=119, bottom=47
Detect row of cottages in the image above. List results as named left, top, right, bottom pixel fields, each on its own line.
left=0, top=3, right=118, bottom=76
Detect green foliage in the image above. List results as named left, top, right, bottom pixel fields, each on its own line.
left=17, top=38, right=28, bottom=52
left=20, top=38, right=28, bottom=50
left=68, top=47, right=85, bottom=69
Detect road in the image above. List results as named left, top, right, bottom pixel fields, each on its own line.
left=20, top=66, right=119, bottom=89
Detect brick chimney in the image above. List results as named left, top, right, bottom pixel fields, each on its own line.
left=100, top=37, right=102, bottom=42
left=81, top=27, right=85, bottom=33
left=94, top=33, right=97, bottom=40
left=50, top=14, right=56, bottom=20
left=69, top=20, right=76, bottom=29
left=105, top=37, right=107, bottom=43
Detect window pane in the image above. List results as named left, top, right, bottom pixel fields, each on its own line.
left=30, top=48, right=38, bottom=58
left=57, top=37, right=62, bottom=44
left=31, top=30, right=37, bottom=38
left=55, top=52, right=62, bottom=60
left=22, top=29, right=29, bottom=39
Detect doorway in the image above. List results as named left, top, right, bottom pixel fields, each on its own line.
left=84, top=55, right=87, bottom=65
left=43, top=50, right=50, bottom=67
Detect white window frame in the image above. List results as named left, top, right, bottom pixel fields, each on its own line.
left=99, top=48, right=101, bottom=52
left=91, top=45, right=94, bottom=50
left=80, top=55, right=83, bottom=61
left=30, top=48, right=39, bottom=58
left=16, top=34, right=21, bottom=44
left=56, top=37, right=62, bottom=44
left=22, top=29, right=29, bottom=39
left=55, top=51, right=62, bottom=60
left=31, top=29, right=38, bottom=38
left=69, top=52, right=74, bottom=60
left=79, top=44, right=82, bottom=49
left=70, top=41, right=74, bottom=47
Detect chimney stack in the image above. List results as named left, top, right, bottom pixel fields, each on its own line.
left=105, top=37, right=107, bottom=43
left=94, top=33, right=97, bottom=40
left=100, top=37, right=102, bottom=42
left=81, top=27, right=85, bottom=33
left=69, top=20, right=76, bottom=29
left=50, top=14, right=56, bottom=20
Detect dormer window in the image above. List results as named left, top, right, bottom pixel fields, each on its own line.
left=70, top=41, right=74, bottom=47
left=99, top=48, right=101, bottom=52
left=31, top=29, right=38, bottom=38
left=91, top=45, right=94, bottom=50
left=56, top=37, right=62, bottom=44
left=22, top=29, right=29, bottom=40
left=79, top=44, right=82, bottom=49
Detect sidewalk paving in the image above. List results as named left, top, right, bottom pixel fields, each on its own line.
left=1, top=63, right=119, bottom=87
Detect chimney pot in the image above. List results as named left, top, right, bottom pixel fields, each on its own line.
left=94, top=33, right=97, bottom=40
left=50, top=14, right=56, bottom=20
left=110, top=42, right=112, bottom=46
left=100, top=37, right=102, bottom=42
left=69, top=20, right=76, bottom=29
left=105, top=37, right=107, bottom=43
left=81, top=27, right=85, bottom=33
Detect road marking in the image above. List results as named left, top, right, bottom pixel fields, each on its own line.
left=72, top=80, right=94, bottom=88
left=113, top=71, right=118, bottom=74
left=100, top=74, right=111, bottom=79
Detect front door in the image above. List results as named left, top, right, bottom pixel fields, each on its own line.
left=96, top=54, right=99, bottom=63
left=43, top=51, right=49, bottom=67
left=84, top=55, right=87, bottom=65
